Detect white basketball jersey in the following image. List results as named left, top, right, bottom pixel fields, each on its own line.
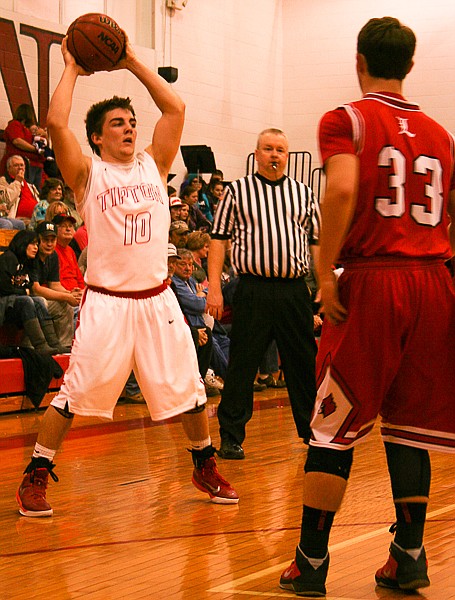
left=78, top=152, right=170, bottom=291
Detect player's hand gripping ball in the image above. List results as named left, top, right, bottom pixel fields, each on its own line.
left=66, top=13, right=125, bottom=72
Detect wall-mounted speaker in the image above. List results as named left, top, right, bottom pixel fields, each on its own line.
left=158, top=66, right=178, bottom=83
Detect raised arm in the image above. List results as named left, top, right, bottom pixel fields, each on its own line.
left=119, top=42, right=185, bottom=182
left=47, top=39, right=92, bottom=200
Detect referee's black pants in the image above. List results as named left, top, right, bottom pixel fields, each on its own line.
left=217, top=275, right=317, bottom=446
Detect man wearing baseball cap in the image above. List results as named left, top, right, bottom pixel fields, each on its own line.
left=169, top=219, right=190, bottom=248
left=31, top=221, right=82, bottom=351
left=169, top=196, right=184, bottom=223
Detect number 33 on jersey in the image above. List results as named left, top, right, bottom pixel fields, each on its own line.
left=319, top=92, right=455, bottom=261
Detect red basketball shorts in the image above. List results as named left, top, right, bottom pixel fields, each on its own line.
left=311, top=259, right=455, bottom=453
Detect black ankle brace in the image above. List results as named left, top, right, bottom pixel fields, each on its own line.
left=190, top=445, right=216, bottom=467
left=24, top=457, right=59, bottom=482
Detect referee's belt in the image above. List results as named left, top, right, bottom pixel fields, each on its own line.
left=87, top=281, right=168, bottom=298
left=238, top=273, right=307, bottom=281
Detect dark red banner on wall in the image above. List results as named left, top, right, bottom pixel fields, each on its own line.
left=0, top=18, right=64, bottom=125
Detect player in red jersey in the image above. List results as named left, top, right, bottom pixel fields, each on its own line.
left=280, top=16, right=455, bottom=597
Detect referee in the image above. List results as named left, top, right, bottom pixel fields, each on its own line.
left=207, top=128, right=320, bottom=459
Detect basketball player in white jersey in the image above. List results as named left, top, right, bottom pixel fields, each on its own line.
left=16, top=34, right=238, bottom=517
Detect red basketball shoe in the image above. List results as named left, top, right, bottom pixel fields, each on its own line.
left=192, top=456, right=239, bottom=504
left=17, top=468, right=53, bottom=517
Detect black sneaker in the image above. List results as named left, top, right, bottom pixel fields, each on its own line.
left=280, top=546, right=329, bottom=597
left=375, top=542, right=430, bottom=590
left=217, top=437, right=245, bottom=460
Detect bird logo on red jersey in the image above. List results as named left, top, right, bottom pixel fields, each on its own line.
left=319, top=393, right=337, bottom=418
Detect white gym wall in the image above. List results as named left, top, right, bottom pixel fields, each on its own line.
left=1, top=0, right=454, bottom=186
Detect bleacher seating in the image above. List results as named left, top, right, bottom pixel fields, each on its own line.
left=0, top=228, right=17, bottom=251
left=1, top=228, right=69, bottom=413
left=0, top=354, right=69, bottom=414
left=1, top=230, right=25, bottom=344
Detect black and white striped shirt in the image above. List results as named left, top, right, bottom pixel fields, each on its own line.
left=211, top=173, right=320, bottom=279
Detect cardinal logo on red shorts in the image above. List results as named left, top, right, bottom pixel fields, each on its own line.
left=319, top=393, right=337, bottom=418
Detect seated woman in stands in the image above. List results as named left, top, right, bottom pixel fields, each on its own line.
left=180, top=185, right=211, bottom=232
left=0, top=230, right=63, bottom=354
left=186, top=230, right=210, bottom=285
left=206, top=177, right=225, bottom=216
left=45, top=200, right=69, bottom=223
left=30, top=177, right=64, bottom=229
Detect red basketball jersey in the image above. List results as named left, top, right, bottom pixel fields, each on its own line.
left=319, top=92, right=455, bottom=261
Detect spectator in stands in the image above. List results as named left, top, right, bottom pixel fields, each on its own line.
left=167, top=243, right=217, bottom=396
left=0, top=187, right=25, bottom=230
left=0, top=104, right=46, bottom=190
left=181, top=185, right=211, bottom=232
left=210, top=169, right=224, bottom=183
left=52, top=213, right=85, bottom=334
left=178, top=171, right=192, bottom=195
left=62, top=185, right=83, bottom=229
left=257, top=340, right=287, bottom=388
left=118, top=371, right=146, bottom=404
left=31, top=221, right=81, bottom=352
left=169, top=220, right=190, bottom=248
left=206, top=178, right=225, bottom=216
left=0, top=155, right=40, bottom=228
left=172, top=249, right=230, bottom=382
left=169, top=196, right=183, bottom=222
left=186, top=230, right=210, bottom=285
left=45, top=200, right=69, bottom=223
left=69, top=223, right=88, bottom=260
left=189, top=175, right=213, bottom=223
left=30, top=177, right=64, bottom=230
left=53, top=214, right=85, bottom=292
left=188, top=174, right=204, bottom=192
left=0, top=229, right=62, bottom=354
left=179, top=201, right=190, bottom=226
left=78, top=246, right=87, bottom=276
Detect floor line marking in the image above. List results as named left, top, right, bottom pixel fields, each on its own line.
left=223, top=593, right=361, bottom=599
left=209, top=503, right=455, bottom=593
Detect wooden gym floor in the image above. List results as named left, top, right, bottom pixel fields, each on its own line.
left=0, top=389, right=453, bottom=600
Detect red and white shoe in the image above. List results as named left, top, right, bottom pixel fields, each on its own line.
left=192, top=456, right=239, bottom=504
left=17, top=468, right=53, bottom=517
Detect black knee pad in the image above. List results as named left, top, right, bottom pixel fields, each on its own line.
left=52, top=403, right=74, bottom=420
left=305, top=445, right=354, bottom=480
left=184, top=403, right=206, bottom=415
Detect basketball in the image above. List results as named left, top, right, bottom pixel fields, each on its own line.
left=66, top=13, right=125, bottom=72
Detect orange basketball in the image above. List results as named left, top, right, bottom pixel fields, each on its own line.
left=66, top=13, right=125, bottom=72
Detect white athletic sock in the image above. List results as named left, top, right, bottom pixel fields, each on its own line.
left=190, top=436, right=212, bottom=451
left=32, top=443, right=56, bottom=463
